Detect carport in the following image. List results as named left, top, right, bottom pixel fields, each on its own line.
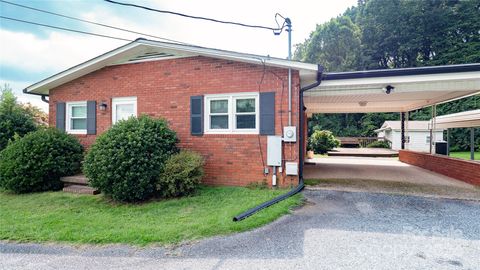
left=301, top=63, right=480, bottom=191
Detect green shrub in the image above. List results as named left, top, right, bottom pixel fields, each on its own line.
left=366, top=140, right=391, bottom=148
left=308, top=130, right=340, bottom=154
left=0, top=87, right=37, bottom=151
left=0, top=128, right=83, bottom=193
left=84, top=115, right=178, bottom=202
left=157, top=150, right=204, bottom=197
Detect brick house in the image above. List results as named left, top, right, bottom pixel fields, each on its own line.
left=24, top=39, right=321, bottom=187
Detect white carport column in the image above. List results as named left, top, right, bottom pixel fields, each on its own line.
left=429, top=104, right=437, bottom=154
left=405, top=111, right=409, bottom=150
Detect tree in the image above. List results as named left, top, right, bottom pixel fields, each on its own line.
left=0, top=84, right=37, bottom=151
left=296, top=0, right=480, bottom=150
left=295, top=15, right=363, bottom=72
left=22, top=103, right=48, bottom=126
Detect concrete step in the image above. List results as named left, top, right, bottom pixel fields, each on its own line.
left=63, top=184, right=99, bottom=195
left=61, top=174, right=88, bottom=185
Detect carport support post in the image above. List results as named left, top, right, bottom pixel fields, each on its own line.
left=401, top=112, right=406, bottom=150
left=471, top=128, right=475, bottom=160
left=446, top=129, right=450, bottom=156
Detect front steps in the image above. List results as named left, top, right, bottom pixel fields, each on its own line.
left=61, top=174, right=99, bottom=195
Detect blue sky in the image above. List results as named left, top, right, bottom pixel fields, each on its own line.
left=0, top=0, right=356, bottom=111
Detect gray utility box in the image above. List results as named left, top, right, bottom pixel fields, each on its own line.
left=267, top=136, right=282, bottom=166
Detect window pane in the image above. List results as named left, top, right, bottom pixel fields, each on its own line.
left=236, top=115, right=255, bottom=129
left=210, top=100, right=228, bottom=113
left=210, top=115, right=228, bottom=129
left=116, top=104, right=135, bottom=122
left=71, top=105, right=86, bottom=117
left=236, top=98, right=255, bottom=113
left=71, top=119, right=86, bottom=130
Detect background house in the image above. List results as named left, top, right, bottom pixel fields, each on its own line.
left=375, top=121, right=444, bottom=152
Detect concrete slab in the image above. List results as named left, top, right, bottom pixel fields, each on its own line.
left=304, top=157, right=474, bottom=189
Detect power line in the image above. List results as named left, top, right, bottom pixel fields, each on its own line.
left=0, top=15, right=132, bottom=42
left=0, top=0, right=188, bottom=44
left=104, top=0, right=285, bottom=34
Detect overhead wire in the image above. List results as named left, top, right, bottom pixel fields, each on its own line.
left=0, top=15, right=133, bottom=42
left=104, top=0, right=287, bottom=34
left=0, top=0, right=189, bottom=44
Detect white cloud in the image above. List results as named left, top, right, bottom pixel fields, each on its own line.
left=0, top=28, right=124, bottom=74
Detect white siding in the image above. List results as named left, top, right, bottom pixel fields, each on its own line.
left=391, top=132, right=401, bottom=150
left=390, top=130, right=444, bottom=152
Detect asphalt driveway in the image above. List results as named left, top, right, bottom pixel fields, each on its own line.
left=2, top=190, right=480, bottom=269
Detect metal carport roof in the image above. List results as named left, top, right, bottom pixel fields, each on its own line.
left=304, top=64, right=480, bottom=114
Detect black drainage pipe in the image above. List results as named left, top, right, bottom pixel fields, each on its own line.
left=233, top=65, right=324, bottom=222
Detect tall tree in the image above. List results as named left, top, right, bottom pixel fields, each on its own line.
left=296, top=0, right=480, bottom=150
left=295, top=16, right=363, bottom=72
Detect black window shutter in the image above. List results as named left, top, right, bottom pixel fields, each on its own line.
left=86, top=101, right=96, bottom=135
left=190, top=96, right=203, bottom=136
left=56, top=102, right=66, bottom=132
left=260, top=92, right=275, bottom=135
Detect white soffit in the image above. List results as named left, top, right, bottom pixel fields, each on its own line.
left=434, top=109, right=480, bottom=129
left=305, top=71, right=480, bottom=113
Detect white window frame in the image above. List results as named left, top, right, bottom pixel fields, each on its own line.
left=112, top=96, right=137, bottom=124
left=66, top=101, right=87, bottom=134
left=204, top=92, right=259, bottom=134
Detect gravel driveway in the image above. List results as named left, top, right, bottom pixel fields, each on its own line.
left=2, top=190, right=480, bottom=270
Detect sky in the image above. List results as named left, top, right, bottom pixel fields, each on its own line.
left=0, top=0, right=357, bottom=111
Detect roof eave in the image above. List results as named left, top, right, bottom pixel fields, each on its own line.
left=24, top=39, right=318, bottom=96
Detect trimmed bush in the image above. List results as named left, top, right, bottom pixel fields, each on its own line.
left=84, top=115, right=178, bottom=202
left=308, top=130, right=340, bottom=154
left=366, top=140, right=391, bottom=148
left=157, top=150, right=204, bottom=198
left=0, top=128, right=83, bottom=193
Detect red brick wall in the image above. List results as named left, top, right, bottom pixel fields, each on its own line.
left=399, top=150, right=480, bottom=185
left=49, top=56, right=301, bottom=187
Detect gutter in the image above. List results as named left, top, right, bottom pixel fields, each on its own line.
left=233, top=64, right=324, bottom=222
left=322, top=63, right=480, bottom=81
left=22, top=88, right=49, bottom=103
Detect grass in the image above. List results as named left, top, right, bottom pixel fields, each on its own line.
left=449, top=151, right=479, bottom=160
left=0, top=186, right=302, bottom=246
left=313, top=154, right=328, bottom=158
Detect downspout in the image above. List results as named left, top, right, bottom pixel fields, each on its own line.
left=41, top=95, right=49, bottom=103
left=233, top=65, right=323, bottom=222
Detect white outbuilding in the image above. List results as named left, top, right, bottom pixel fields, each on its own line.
left=375, top=121, right=444, bottom=152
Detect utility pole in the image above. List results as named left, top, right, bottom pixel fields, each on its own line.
left=286, top=18, right=292, bottom=126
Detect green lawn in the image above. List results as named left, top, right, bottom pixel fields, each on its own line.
left=449, top=151, right=479, bottom=160
left=0, top=186, right=302, bottom=246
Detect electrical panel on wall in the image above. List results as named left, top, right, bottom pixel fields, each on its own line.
left=283, top=126, right=296, bottom=142
left=267, top=136, right=282, bottom=166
